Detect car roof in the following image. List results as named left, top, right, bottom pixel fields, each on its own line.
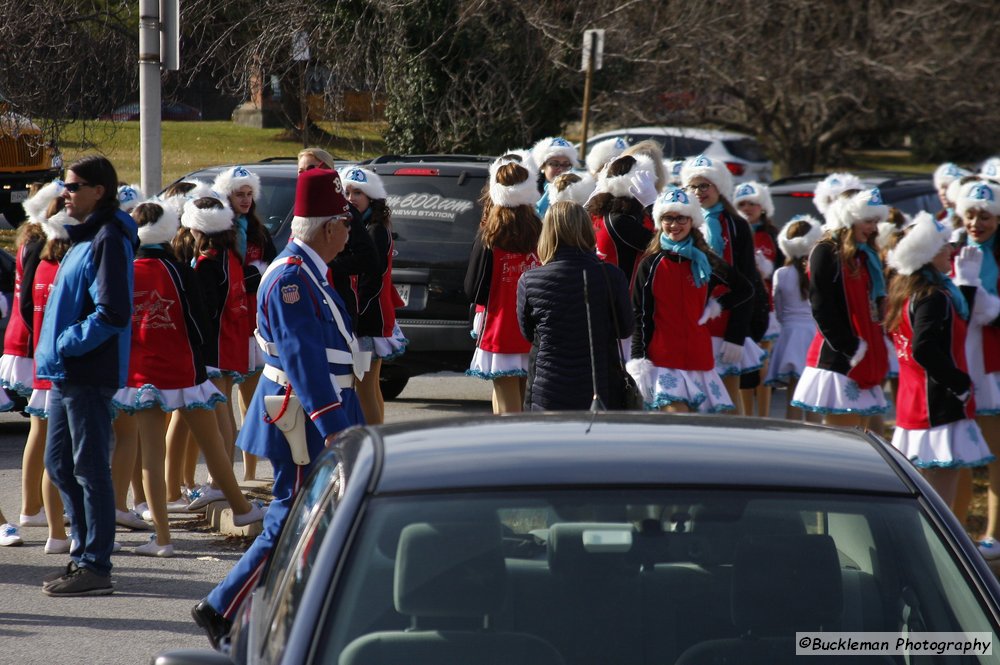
left=589, top=126, right=751, bottom=141
left=178, top=156, right=492, bottom=183
left=769, top=171, right=933, bottom=192
left=367, top=413, right=912, bottom=496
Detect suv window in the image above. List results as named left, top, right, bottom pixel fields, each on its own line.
left=722, top=138, right=768, bottom=162
left=257, top=177, right=297, bottom=236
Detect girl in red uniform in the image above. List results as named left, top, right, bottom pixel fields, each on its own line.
left=343, top=166, right=408, bottom=425
left=681, top=155, right=764, bottom=412
left=733, top=180, right=783, bottom=416
left=113, top=202, right=263, bottom=555
left=791, top=188, right=891, bottom=428
left=464, top=160, right=542, bottom=413
left=181, top=196, right=249, bottom=506
left=629, top=186, right=753, bottom=413
left=7, top=183, right=51, bottom=534
left=886, top=212, right=992, bottom=511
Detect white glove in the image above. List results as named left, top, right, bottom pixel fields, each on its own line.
left=626, top=357, right=657, bottom=404
left=971, top=286, right=1000, bottom=325
left=719, top=341, right=743, bottom=365
left=754, top=250, right=774, bottom=280
left=697, top=298, right=722, bottom=325
left=849, top=338, right=868, bottom=368
left=628, top=170, right=659, bottom=208
left=954, top=246, right=983, bottom=287
left=0, top=293, right=8, bottom=320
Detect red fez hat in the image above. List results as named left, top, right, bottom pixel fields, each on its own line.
left=293, top=167, right=350, bottom=217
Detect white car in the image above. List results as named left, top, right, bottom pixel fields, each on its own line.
left=582, top=126, right=773, bottom=184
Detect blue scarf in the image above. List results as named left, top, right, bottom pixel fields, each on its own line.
left=660, top=233, right=711, bottom=287
left=701, top=202, right=725, bottom=256
left=140, top=243, right=166, bottom=251
left=923, top=268, right=970, bottom=321
left=970, top=235, right=998, bottom=296
left=360, top=207, right=372, bottom=225
left=235, top=214, right=248, bottom=260
left=856, top=243, right=886, bottom=300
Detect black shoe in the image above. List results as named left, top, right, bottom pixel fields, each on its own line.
left=42, top=566, right=113, bottom=597
left=42, top=561, right=79, bottom=588
left=191, top=599, right=232, bottom=650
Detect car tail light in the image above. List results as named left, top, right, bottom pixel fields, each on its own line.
left=724, top=162, right=745, bottom=176
left=790, top=191, right=814, bottom=198
left=394, top=168, right=440, bottom=176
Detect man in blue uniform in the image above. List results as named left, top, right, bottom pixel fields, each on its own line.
left=192, top=166, right=365, bottom=648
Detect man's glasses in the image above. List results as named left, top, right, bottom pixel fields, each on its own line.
left=685, top=183, right=714, bottom=193
left=63, top=182, right=95, bottom=193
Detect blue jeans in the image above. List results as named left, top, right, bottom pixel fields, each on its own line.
left=44, top=382, right=117, bottom=576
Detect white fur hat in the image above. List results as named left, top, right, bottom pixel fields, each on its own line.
left=548, top=172, right=595, bottom=207
left=117, top=184, right=143, bottom=213
left=212, top=165, right=261, bottom=200
left=499, top=148, right=538, bottom=176
left=342, top=166, right=387, bottom=201
left=875, top=220, right=900, bottom=252
left=732, top=181, right=774, bottom=218
left=135, top=201, right=181, bottom=246
left=681, top=154, right=733, bottom=203
left=598, top=153, right=657, bottom=200
left=933, top=162, right=971, bottom=190
left=980, top=157, right=1000, bottom=182
left=813, top=172, right=863, bottom=215
left=652, top=186, right=704, bottom=229
left=530, top=136, right=578, bottom=170
left=777, top=215, right=823, bottom=259
left=824, top=187, right=890, bottom=231
left=887, top=212, right=951, bottom=275
left=181, top=198, right=234, bottom=234
left=489, top=158, right=537, bottom=209
left=665, top=159, right=685, bottom=186
left=585, top=137, right=627, bottom=176
left=956, top=180, right=1000, bottom=218
left=22, top=179, right=64, bottom=224
left=41, top=210, right=79, bottom=242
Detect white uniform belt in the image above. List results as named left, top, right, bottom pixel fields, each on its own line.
left=262, top=364, right=353, bottom=390
left=255, top=328, right=354, bottom=365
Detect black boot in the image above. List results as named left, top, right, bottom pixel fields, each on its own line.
left=191, top=599, right=233, bottom=650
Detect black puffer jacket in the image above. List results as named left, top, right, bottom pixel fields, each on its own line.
left=517, top=247, right=633, bottom=410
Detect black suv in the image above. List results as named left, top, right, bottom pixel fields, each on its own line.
left=768, top=171, right=942, bottom=226
left=173, top=155, right=492, bottom=399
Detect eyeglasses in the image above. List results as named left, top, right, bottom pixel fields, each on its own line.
left=63, top=181, right=95, bottom=193
left=298, top=164, right=320, bottom=174
left=661, top=215, right=690, bottom=226
left=545, top=161, right=574, bottom=170
left=685, top=183, right=714, bottom=193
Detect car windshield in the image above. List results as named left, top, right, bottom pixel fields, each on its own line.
left=253, top=175, right=297, bottom=236
left=317, top=490, right=998, bottom=665
left=722, top=138, right=768, bottom=162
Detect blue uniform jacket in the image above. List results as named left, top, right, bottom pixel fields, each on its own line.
left=238, top=241, right=364, bottom=465
left=35, top=207, right=138, bottom=388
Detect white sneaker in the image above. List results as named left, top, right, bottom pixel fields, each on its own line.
left=186, top=486, right=226, bottom=511
left=0, top=523, right=23, bottom=546
left=115, top=509, right=152, bottom=531
left=44, top=537, right=71, bottom=554
left=134, top=535, right=174, bottom=558
left=19, top=510, right=47, bottom=527
left=133, top=502, right=150, bottom=520
left=165, top=498, right=190, bottom=512
left=232, top=500, right=267, bottom=527
left=980, top=537, right=1000, bottom=560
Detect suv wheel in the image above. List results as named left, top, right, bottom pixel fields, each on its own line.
left=380, top=366, right=410, bottom=401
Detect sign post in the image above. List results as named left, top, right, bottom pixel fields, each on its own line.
left=579, top=29, right=604, bottom=162
left=293, top=31, right=310, bottom=148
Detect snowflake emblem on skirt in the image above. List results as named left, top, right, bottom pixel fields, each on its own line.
left=660, top=373, right=679, bottom=390
left=969, top=422, right=981, bottom=444
left=709, top=380, right=722, bottom=399
left=844, top=380, right=861, bottom=402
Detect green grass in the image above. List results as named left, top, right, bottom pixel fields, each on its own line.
left=841, top=149, right=936, bottom=174
left=58, top=120, right=387, bottom=186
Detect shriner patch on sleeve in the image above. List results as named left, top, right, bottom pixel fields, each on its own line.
left=281, top=284, right=301, bottom=304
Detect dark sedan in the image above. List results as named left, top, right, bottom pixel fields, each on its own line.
left=101, top=101, right=203, bottom=122
left=154, top=414, right=1000, bottom=665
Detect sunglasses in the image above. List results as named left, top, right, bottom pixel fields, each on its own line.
left=63, top=181, right=95, bottom=193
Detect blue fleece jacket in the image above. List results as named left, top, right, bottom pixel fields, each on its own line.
left=35, top=206, right=138, bottom=388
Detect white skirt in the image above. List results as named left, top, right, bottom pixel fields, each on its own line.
left=112, top=381, right=227, bottom=414
left=764, top=320, right=815, bottom=387
left=712, top=337, right=768, bottom=377
left=763, top=311, right=781, bottom=342
left=467, top=348, right=529, bottom=379
left=26, top=388, right=51, bottom=419
left=207, top=366, right=247, bottom=384
left=791, top=366, right=889, bottom=415
left=470, top=310, right=484, bottom=341
left=892, top=419, right=994, bottom=469
left=367, top=322, right=409, bottom=361
left=647, top=366, right=734, bottom=414
left=0, top=354, right=33, bottom=397
left=885, top=335, right=899, bottom=379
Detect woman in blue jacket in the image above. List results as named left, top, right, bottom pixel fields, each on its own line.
left=36, top=155, right=138, bottom=597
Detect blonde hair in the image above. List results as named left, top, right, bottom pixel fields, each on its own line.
left=537, top=201, right=596, bottom=265
left=298, top=147, right=335, bottom=169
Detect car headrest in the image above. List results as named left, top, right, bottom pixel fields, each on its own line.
left=547, top=523, right=638, bottom=576
left=731, top=534, right=842, bottom=635
left=394, top=522, right=506, bottom=618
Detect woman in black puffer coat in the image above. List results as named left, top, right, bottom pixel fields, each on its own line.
left=517, top=201, right=633, bottom=410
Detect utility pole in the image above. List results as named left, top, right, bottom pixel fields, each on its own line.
left=579, top=29, right=604, bottom=163
left=138, top=0, right=179, bottom=196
